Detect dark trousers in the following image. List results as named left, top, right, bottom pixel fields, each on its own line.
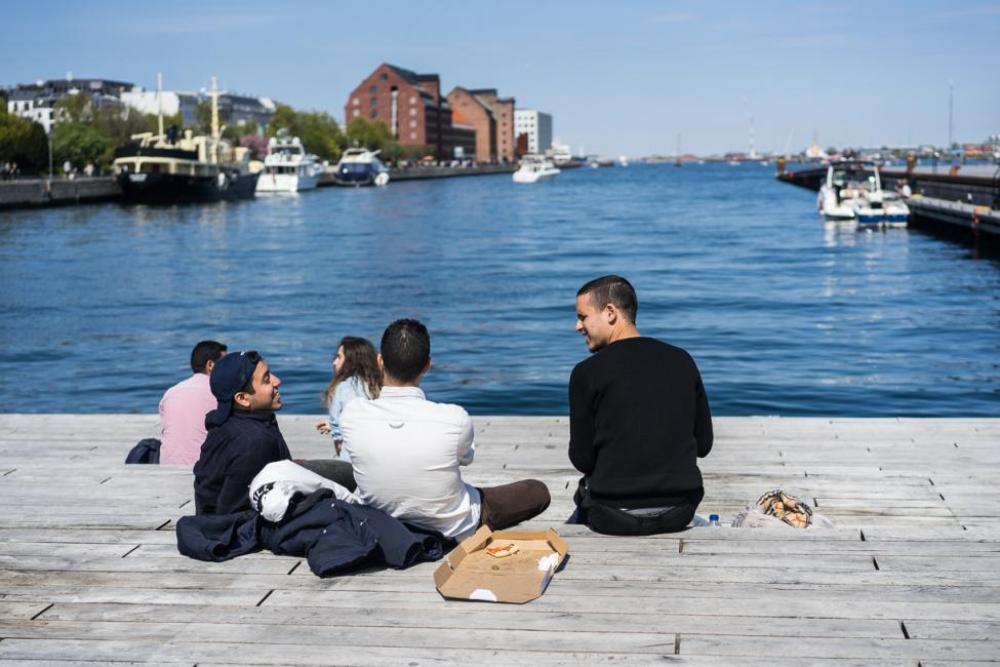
left=295, top=459, right=357, bottom=492
left=478, top=479, right=551, bottom=530
left=573, top=478, right=702, bottom=536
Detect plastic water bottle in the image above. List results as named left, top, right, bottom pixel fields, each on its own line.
left=708, top=513, right=721, bottom=528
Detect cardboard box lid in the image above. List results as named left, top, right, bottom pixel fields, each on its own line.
left=434, top=526, right=569, bottom=604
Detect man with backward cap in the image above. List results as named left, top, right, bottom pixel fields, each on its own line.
left=193, top=350, right=355, bottom=515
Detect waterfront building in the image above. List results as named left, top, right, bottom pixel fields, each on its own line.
left=345, top=63, right=475, bottom=160
left=446, top=87, right=516, bottom=163
left=218, top=93, right=275, bottom=133
left=514, top=109, right=553, bottom=155
left=4, top=77, right=134, bottom=134
left=119, top=88, right=200, bottom=128
left=446, top=87, right=496, bottom=163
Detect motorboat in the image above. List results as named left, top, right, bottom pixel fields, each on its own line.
left=513, top=155, right=560, bottom=183
left=817, top=162, right=909, bottom=227
left=255, top=130, right=323, bottom=193
left=618, top=155, right=629, bottom=167
left=333, top=147, right=389, bottom=187
left=113, top=78, right=257, bottom=204
left=851, top=168, right=910, bottom=228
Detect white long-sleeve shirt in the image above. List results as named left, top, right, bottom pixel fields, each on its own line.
left=340, top=386, right=481, bottom=539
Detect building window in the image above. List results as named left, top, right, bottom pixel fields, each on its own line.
left=380, top=74, right=388, bottom=82
left=353, top=98, right=359, bottom=106
left=410, top=108, right=416, bottom=116
left=369, top=85, right=377, bottom=94
left=410, top=120, right=417, bottom=128
left=370, top=110, right=378, bottom=119
left=353, top=109, right=360, bottom=117
left=370, top=97, right=378, bottom=108
left=410, top=131, right=417, bottom=140
left=410, top=95, right=417, bottom=104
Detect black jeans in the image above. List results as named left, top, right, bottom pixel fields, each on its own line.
left=573, top=479, right=702, bottom=536
left=295, top=459, right=357, bottom=492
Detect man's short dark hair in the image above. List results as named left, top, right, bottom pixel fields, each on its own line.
left=380, top=319, right=430, bottom=383
left=577, top=275, right=638, bottom=324
left=190, top=340, right=227, bottom=373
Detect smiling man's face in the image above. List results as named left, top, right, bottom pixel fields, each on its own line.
left=576, top=293, right=614, bottom=352
left=238, top=360, right=282, bottom=411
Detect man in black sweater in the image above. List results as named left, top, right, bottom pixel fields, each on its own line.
left=569, top=275, right=713, bottom=535
left=193, top=350, right=355, bottom=515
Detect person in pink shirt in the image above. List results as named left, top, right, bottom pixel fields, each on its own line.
left=159, top=341, right=227, bottom=466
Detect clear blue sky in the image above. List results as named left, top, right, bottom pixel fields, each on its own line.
left=3, top=1, right=998, bottom=156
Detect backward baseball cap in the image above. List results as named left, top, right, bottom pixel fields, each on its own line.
left=205, top=350, right=261, bottom=428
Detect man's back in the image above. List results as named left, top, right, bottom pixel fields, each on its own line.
left=341, top=386, right=479, bottom=538
left=159, top=373, right=217, bottom=465
left=569, top=337, right=713, bottom=508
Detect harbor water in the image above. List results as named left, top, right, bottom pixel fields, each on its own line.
left=1, top=163, right=997, bottom=416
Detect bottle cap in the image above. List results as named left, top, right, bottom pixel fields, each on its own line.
left=709, top=514, right=719, bottom=521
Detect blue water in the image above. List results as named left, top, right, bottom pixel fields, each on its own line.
left=1, top=163, right=997, bottom=416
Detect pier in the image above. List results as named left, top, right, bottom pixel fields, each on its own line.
left=0, top=165, right=517, bottom=210
left=777, top=163, right=1000, bottom=249
left=1, top=414, right=998, bottom=664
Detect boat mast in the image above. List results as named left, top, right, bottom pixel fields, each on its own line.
left=157, top=72, right=164, bottom=140
left=210, top=76, right=220, bottom=164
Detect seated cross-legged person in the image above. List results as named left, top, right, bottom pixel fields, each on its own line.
left=341, top=319, right=551, bottom=540
left=193, top=350, right=356, bottom=515
left=569, top=275, right=714, bottom=535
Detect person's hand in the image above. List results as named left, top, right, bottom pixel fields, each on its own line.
left=315, top=421, right=331, bottom=435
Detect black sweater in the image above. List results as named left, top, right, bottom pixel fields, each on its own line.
left=568, top=337, right=713, bottom=508
left=193, top=410, right=291, bottom=515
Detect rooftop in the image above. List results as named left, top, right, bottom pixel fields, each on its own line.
left=0, top=414, right=997, bottom=664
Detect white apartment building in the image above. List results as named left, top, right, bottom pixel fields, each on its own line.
left=514, top=109, right=553, bottom=155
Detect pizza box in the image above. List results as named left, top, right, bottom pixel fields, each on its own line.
left=433, top=526, right=569, bottom=604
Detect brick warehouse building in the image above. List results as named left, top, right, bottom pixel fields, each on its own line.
left=445, top=87, right=516, bottom=163
left=345, top=63, right=474, bottom=160
left=469, top=89, right=515, bottom=163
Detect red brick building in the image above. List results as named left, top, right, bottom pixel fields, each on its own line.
left=445, top=87, right=516, bottom=163
left=345, top=63, right=474, bottom=160
left=468, top=89, right=515, bottom=163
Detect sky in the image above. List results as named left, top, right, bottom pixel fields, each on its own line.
left=2, top=0, right=998, bottom=156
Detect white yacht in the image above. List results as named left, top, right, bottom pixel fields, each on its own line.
left=513, top=155, right=561, bottom=183
left=255, top=130, right=323, bottom=193
left=817, top=162, right=909, bottom=227
left=333, top=147, right=390, bottom=187
left=851, top=168, right=910, bottom=228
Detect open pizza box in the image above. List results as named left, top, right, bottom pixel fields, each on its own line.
left=433, top=526, right=569, bottom=604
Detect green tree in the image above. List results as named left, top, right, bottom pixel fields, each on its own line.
left=0, top=109, right=49, bottom=173
left=52, top=122, right=107, bottom=170
left=267, top=104, right=343, bottom=162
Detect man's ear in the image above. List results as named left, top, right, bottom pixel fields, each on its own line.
left=377, top=354, right=385, bottom=371
left=204, top=359, right=215, bottom=375
left=424, top=357, right=433, bottom=374
left=604, top=303, right=619, bottom=324
left=233, top=393, right=250, bottom=409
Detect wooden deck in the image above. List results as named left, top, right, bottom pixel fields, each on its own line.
left=1, top=415, right=998, bottom=665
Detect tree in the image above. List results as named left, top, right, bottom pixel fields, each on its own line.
left=52, top=122, right=107, bottom=170
left=0, top=110, right=48, bottom=173
left=267, top=104, right=343, bottom=162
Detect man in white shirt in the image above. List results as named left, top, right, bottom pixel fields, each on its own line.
left=341, top=319, right=550, bottom=540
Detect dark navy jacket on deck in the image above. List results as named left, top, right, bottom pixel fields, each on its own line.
left=176, top=490, right=446, bottom=576
left=193, top=410, right=291, bottom=515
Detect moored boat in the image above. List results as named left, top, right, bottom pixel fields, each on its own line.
left=333, top=148, right=389, bottom=187
left=112, top=77, right=257, bottom=204
left=255, top=130, right=323, bottom=193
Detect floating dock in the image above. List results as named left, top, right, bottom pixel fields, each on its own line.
left=1, top=414, right=997, bottom=664
left=777, top=163, right=1000, bottom=250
